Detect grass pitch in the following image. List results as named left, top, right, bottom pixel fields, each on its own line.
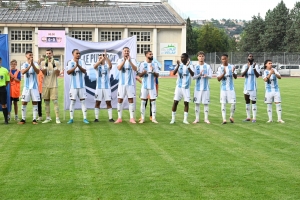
left=0, top=77, right=300, bottom=199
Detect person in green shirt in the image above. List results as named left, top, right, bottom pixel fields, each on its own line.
left=0, top=57, right=10, bottom=124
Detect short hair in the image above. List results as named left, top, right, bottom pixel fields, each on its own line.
left=46, top=48, right=53, bottom=53
left=181, top=53, right=189, bottom=58
left=221, top=53, right=228, bottom=58
left=72, top=49, right=79, bottom=54
left=144, top=50, right=152, bottom=56
left=123, top=47, right=130, bottom=50
left=197, top=51, right=205, bottom=56
left=10, top=59, right=17, bottom=63
left=264, top=59, right=272, bottom=69
left=25, top=51, right=32, bottom=55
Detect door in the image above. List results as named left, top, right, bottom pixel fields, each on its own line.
left=164, top=60, right=173, bottom=71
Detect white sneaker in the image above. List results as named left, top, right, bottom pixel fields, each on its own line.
left=38, top=117, right=43, bottom=121
left=152, top=119, right=158, bottom=124
left=42, top=118, right=52, bottom=124
left=267, top=120, right=273, bottom=123
left=183, top=120, right=189, bottom=124
left=56, top=119, right=61, bottom=124
left=277, top=119, right=285, bottom=123
left=170, top=119, right=175, bottom=124
left=14, top=116, right=19, bottom=121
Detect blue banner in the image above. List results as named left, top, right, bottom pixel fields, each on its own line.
left=0, top=34, right=11, bottom=112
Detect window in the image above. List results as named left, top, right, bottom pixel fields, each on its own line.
left=22, top=44, right=32, bottom=53
left=100, top=31, right=122, bottom=41
left=286, top=65, right=299, bottom=69
left=11, top=43, right=32, bottom=53
left=130, top=31, right=151, bottom=42
left=71, top=30, right=92, bottom=41
left=11, top=30, right=32, bottom=41
left=137, top=44, right=150, bottom=54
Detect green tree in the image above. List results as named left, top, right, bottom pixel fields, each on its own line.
left=26, top=0, right=42, bottom=10
left=261, top=0, right=289, bottom=51
left=186, top=17, right=198, bottom=55
left=284, top=2, right=300, bottom=52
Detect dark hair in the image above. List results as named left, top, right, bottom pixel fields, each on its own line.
left=181, top=53, right=189, bottom=58
left=98, top=54, right=105, bottom=57
left=25, top=51, right=32, bottom=55
left=264, top=59, right=272, bottom=69
left=197, top=51, right=205, bottom=56
left=221, top=53, right=228, bottom=58
left=46, top=48, right=53, bottom=53
left=72, top=49, right=79, bottom=54
left=123, top=47, right=130, bottom=50
left=144, top=50, right=152, bottom=56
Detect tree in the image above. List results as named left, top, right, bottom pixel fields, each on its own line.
left=26, top=0, right=42, bottom=10
left=261, top=1, right=289, bottom=51
left=186, top=17, right=198, bottom=55
left=284, top=2, right=300, bottom=52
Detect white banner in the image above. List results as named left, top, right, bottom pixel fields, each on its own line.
left=160, top=43, right=178, bottom=55
left=64, top=36, right=137, bottom=110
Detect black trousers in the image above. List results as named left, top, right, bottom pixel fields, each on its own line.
left=38, top=93, right=42, bottom=117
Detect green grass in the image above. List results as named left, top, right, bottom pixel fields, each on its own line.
left=0, top=77, right=300, bottom=199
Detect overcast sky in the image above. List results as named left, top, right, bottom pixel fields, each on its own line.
left=169, top=0, right=298, bottom=20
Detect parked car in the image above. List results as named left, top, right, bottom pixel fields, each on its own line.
left=234, top=64, right=243, bottom=75
left=278, top=65, right=300, bottom=76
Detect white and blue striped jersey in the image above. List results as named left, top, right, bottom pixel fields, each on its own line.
left=21, top=61, right=39, bottom=89
left=176, top=64, right=192, bottom=89
left=193, top=63, right=212, bottom=91
left=138, top=61, right=159, bottom=90
left=117, top=58, right=137, bottom=86
left=263, top=69, right=280, bottom=92
left=217, top=64, right=236, bottom=91
left=241, top=64, right=260, bottom=91
left=96, top=63, right=111, bottom=89
left=67, top=59, right=86, bottom=89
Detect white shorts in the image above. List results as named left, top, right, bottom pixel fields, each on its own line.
left=21, top=88, right=40, bottom=102
left=244, top=90, right=257, bottom=101
left=117, top=85, right=135, bottom=99
left=220, top=90, right=236, bottom=104
left=95, top=88, right=112, bottom=101
left=69, top=88, right=87, bottom=100
left=193, top=90, right=210, bottom=104
left=265, top=91, right=281, bottom=103
left=140, top=88, right=157, bottom=100
left=174, top=87, right=190, bottom=102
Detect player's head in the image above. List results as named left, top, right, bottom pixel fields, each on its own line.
left=46, top=48, right=53, bottom=58
left=10, top=59, right=17, bottom=69
left=25, top=51, right=33, bottom=59
left=181, top=53, right=189, bottom=64
left=221, top=54, right=228, bottom=65
left=123, top=47, right=130, bottom=58
left=197, top=51, right=205, bottom=62
left=248, top=53, right=254, bottom=64
left=264, top=59, right=272, bottom=70
left=144, top=50, right=153, bottom=61
left=72, top=49, right=80, bottom=60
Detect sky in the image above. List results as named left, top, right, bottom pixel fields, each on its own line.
left=169, top=0, right=298, bottom=20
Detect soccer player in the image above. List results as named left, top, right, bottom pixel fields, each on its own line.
left=66, top=49, right=89, bottom=124
left=0, top=57, right=10, bottom=124
left=138, top=50, right=160, bottom=123
left=9, top=59, right=21, bottom=121
left=192, top=51, right=212, bottom=124
left=170, top=53, right=194, bottom=124
left=18, top=51, right=41, bottom=125
left=93, top=51, right=114, bottom=122
left=241, top=53, right=260, bottom=122
left=217, top=54, right=237, bottom=124
left=115, top=47, right=138, bottom=124
left=262, top=59, right=284, bottom=123
left=40, top=49, right=61, bottom=124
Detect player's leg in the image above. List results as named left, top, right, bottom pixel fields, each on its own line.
left=115, top=86, right=125, bottom=123
left=220, top=91, right=227, bottom=124
left=37, top=93, right=42, bottom=121
left=127, top=86, right=136, bottom=124
left=171, top=87, right=181, bottom=124
left=104, top=89, right=114, bottom=122
left=275, top=92, right=284, bottom=123
left=42, top=88, right=51, bottom=123
left=18, top=89, right=30, bottom=124
left=13, top=98, right=19, bottom=120
left=51, top=88, right=60, bottom=123
left=139, top=89, right=147, bottom=123
left=193, top=89, right=200, bottom=124
left=79, top=88, right=89, bottom=124
left=183, top=88, right=190, bottom=124
left=150, top=89, right=157, bottom=123
left=94, top=89, right=101, bottom=122
left=265, top=92, right=273, bottom=123
left=67, top=89, right=76, bottom=124
left=203, top=90, right=210, bottom=124
left=31, top=89, right=40, bottom=124
left=229, top=91, right=236, bottom=123
left=250, top=91, right=257, bottom=123
left=0, top=91, right=8, bottom=124
left=244, top=92, right=251, bottom=121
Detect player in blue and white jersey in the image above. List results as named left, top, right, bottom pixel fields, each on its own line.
left=170, top=53, right=194, bottom=124
left=66, top=49, right=89, bottom=124
left=93, top=50, right=114, bottom=123
left=115, top=47, right=138, bottom=124
left=18, top=51, right=41, bottom=125
left=192, top=51, right=212, bottom=124
left=138, top=50, right=160, bottom=124
left=217, top=54, right=237, bottom=124
left=241, top=53, right=260, bottom=123
left=262, top=59, right=284, bottom=123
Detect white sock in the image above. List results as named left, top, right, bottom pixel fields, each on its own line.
left=33, top=105, right=38, bottom=120
left=70, top=100, right=75, bottom=120
left=172, top=111, right=176, bottom=121
left=140, top=100, right=146, bottom=120
left=267, top=104, right=272, bottom=121
left=108, top=108, right=113, bottom=119
left=129, top=103, right=134, bottom=119
left=22, top=105, right=27, bottom=120
left=81, top=100, right=87, bottom=119
left=252, top=104, right=257, bottom=119
left=151, top=101, right=156, bottom=119
left=221, top=103, right=226, bottom=121
left=184, top=112, right=188, bottom=121
left=195, top=103, right=200, bottom=121
left=117, top=103, right=123, bottom=119
left=204, top=104, right=209, bottom=121
left=246, top=104, right=251, bottom=119
left=230, top=104, right=236, bottom=118
left=94, top=108, right=99, bottom=119
left=276, top=103, right=282, bottom=121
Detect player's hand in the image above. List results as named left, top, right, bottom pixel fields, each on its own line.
left=127, top=55, right=131, bottom=61
left=75, top=60, right=79, bottom=67
left=232, top=67, right=235, bottom=73
left=270, top=69, right=274, bottom=74
left=187, top=59, right=190, bottom=66
left=143, top=70, right=147, bottom=74
left=223, top=67, right=227, bottom=74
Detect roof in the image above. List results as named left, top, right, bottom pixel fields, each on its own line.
left=0, top=3, right=185, bottom=25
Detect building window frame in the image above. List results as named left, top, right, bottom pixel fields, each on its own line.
left=71, top=30, right=93, bottom=41
left=10, top=30, right=33, bottom=41
left=100, top=31, right=122, bottom=41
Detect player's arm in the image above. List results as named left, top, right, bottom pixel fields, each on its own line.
left=138, top=63, right=147, bottom=77
left=13, top=71, right=21, bottom=82
left=117, top=59, right=126, bottom=71
left=217, top=67, right=226, bottom=82
left=173, top=60, right=180, bottom=75
left=106, top=56, right=113, bottom=70
left=129, top=57, right=137, bottom=71
left=274, top=69, right=281, bottom=79
left=41, top=61, right=47, bottom=75
left=21, top=63, right=31, bottom=75
left=153, top=64, right=159, bottom=78
left=77, top=62, right=87, bottom=74
left=31, top=61, right=40, bottom=74
left=94, top=57, right=105, bottom=70
left=206, top=66, right=212, bottom=79
left=66, top=61, right=77, bottom=75
left=253, top=64, right=260, bottom=78
left=241, top=64, right=249, bottom=77
left=55, top=61, right=61, bottom=76
left=187, top=64, right=194, bottom=77
left=263, top=71, right=272, bottom=82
